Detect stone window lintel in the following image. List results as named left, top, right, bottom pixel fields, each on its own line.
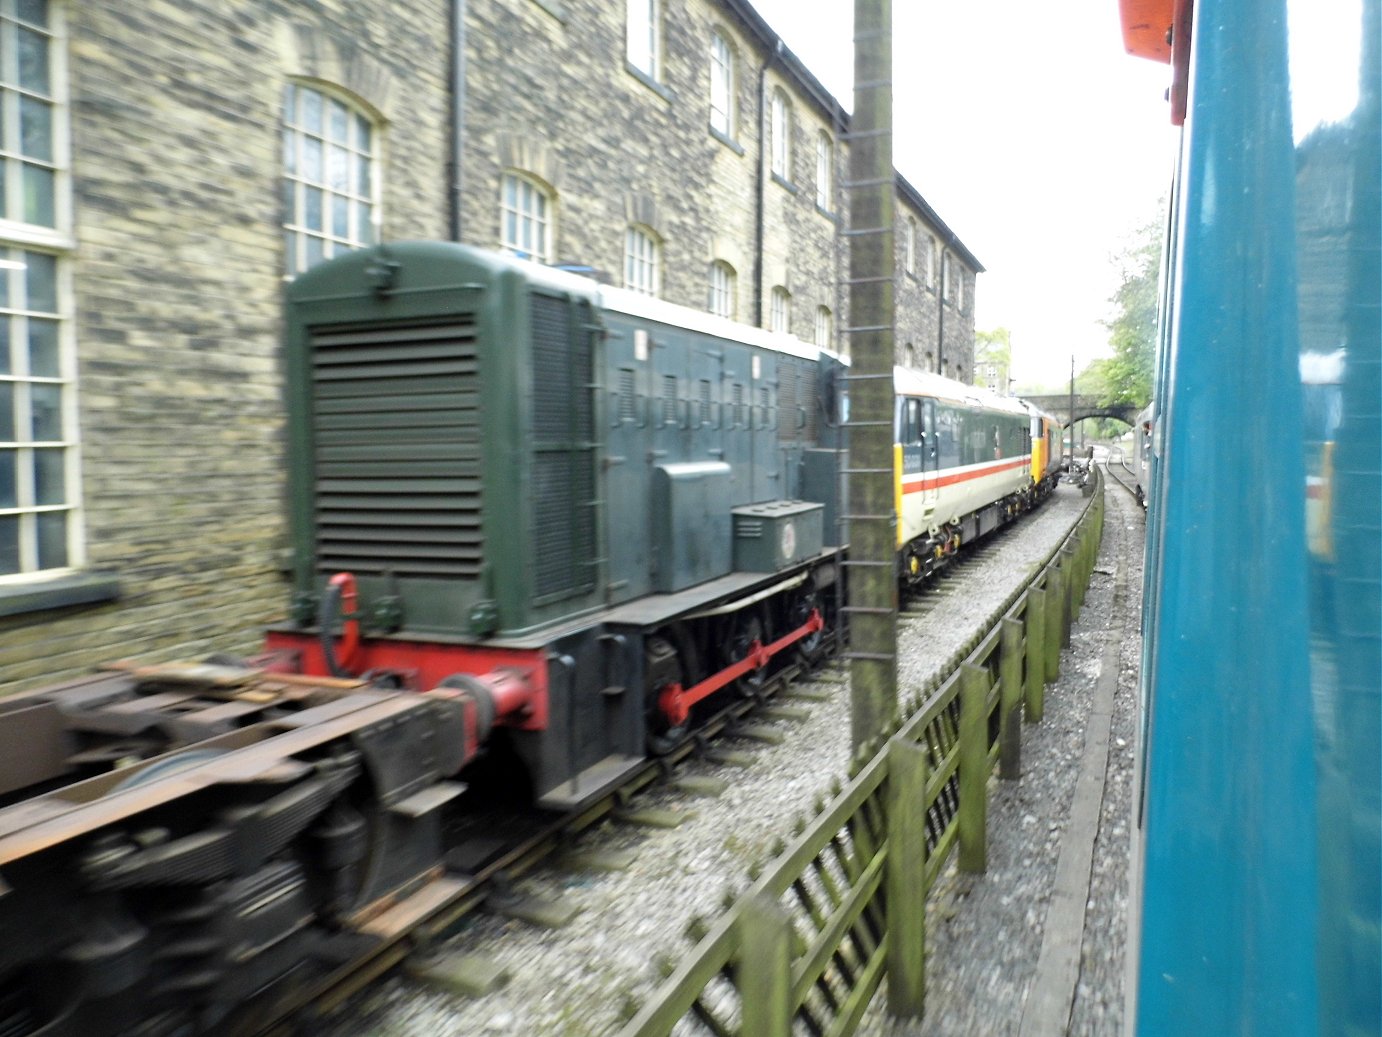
left=0, top=571, right=121, bottom=619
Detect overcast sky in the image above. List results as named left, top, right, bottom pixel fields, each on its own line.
left=745, top=0, right=1178, bottom=386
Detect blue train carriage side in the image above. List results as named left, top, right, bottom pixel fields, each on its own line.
left=894, top=368, right=1035, bottom=585
left=270, top=241, right=846, bottom=809
left=1120, top=0, right=1380, bottom=1032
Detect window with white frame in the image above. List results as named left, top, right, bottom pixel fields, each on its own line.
left=709, top=31, right=733, bottom=137
left=956, top=268, right=966, bottom=312
left=283, top=82, right=378, bottom=276
left=627, top=0, right=660, bottom=80
left=942, top=252, right=954, bottom=304
left=625, top=225, right=660, bottom=296
left=770, top=286, right=790, bottom=334
left=926, top=235, right=937, bottom=288
left=815, top=131, right=833, bottom=209
left=814, top=305, right=831, bottom=348
left=770, top=89, right=791, bottom=179
left=905, top=217, right=916, bottom=275
left=709, top=260, right=735, bottom=319
left=500, top=172, right=553, bottom=262
left=0, top=1, right=74, bottom=580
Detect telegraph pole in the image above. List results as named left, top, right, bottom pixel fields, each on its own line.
left=844, top=0, right=897, bottom=752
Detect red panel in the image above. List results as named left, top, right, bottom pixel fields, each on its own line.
left=901, top=456, right=1032, bottom=496
left=263, top=629, right=549, bottom=730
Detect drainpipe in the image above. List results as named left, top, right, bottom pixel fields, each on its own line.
left=935, top=246, right=946, bottom=374
left=448, top=0, right=467, bottom=241
left=754, top=40, right=784, bottom=327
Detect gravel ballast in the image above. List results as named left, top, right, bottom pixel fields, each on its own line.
left=322, top=482, right=1113, bottom=1037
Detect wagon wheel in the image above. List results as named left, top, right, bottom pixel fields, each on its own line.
left=644, top=634, right=688, bottom=756
left=726, top=606, right=770, bottom=698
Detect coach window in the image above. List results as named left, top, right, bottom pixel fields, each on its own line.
left=283, top=82, right=379, bottom=276
left=500, top=172, right=553, bottom=263
left=624, top=225, right=660, bottom=296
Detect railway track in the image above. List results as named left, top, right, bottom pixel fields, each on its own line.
left=309, top=488, right=1094, bottom=1037
left=1102, top=452, right=1145, bottom=507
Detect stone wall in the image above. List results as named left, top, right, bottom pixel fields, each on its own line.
left=0, top=0, right=452, bottom=692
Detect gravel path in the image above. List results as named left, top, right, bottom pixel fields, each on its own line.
left=319, top=484, right=1096, bottom=1037
left=857, top=476, right=1144, bottom=1037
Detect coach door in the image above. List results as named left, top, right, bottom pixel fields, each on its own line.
left=922, top=398, right=939, bottom=506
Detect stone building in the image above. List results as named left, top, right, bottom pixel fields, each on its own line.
left=0, top=0, right=980, bottom=693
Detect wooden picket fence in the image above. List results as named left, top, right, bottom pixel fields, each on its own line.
left=617, top=476, right=1105, bottom=1036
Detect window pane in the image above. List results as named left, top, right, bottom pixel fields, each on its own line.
left=27, top=316, right=56, bottom=376
left=282, top=128, right=296, bottom=176
left=30, top=381, right=59, bottom=440
left=357, top=152, right=370, bottom=196
left=356, top=207, right=373, bottom=245
left=25, top=252, right=55, bottom=312
left=19, top=97, right=51, bottom=160
left=328, top=145, right=348, bottom=191
left=21, top=163, right=53, bottom=226
left=17, top=0, right=48, bottom=29
left=36, top=510, right=65, bottom=568
left=17, top=27, right=49, bottom=94
left=304, top=234, right=324, bottom=269
left=0, top=384, right=12, bottom=440
left=332, top=195, right=348, bottom=238
left=0, top=320, right=10, bottom=375
left=0, top=515, right=17, bottom=574
left=32, top=445, right=61, bottom=504
left=329, top=99, right=349, bottom=142
left=302, top=88, right=323, bottom=134
left=303, top=136, right=322, bottom=182
left=0, top=451, right=14, bottom=506
left=304, top=186, right=323, bottom=231
left=355, top=114, right=371, bottom=152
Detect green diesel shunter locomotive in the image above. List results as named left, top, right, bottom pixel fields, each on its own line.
left=266, top=242, right=846, bottom=807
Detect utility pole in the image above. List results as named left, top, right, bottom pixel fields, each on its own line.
left=844, top=0, right=897, bottom=753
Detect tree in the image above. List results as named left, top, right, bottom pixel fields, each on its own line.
left=973, top=327, right=1012, bottom=392
left=1100, top=218, right=1162, bottom=406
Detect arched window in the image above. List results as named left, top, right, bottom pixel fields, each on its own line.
left=770, top=285, right=791, bottom=334
left=625, top=225, right=660, bottom=296
left=815, top=131, right=833, bottom=209
left=770, top=89, right=791, bottom=179
left=904, top=342, right=916, bottom=368
left=283, top=82, right=378, bottom=276
left=815, top=305, right=832, bottom=348
left=709, top=32, right=734, bottom=138
left=905, top=217, right=917, bottom=275
left=500, top=172, right=553, bottom=262
left=709, top=260, right=736, bottom=318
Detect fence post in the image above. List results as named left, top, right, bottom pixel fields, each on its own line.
left=886, top=736, right=928, bottom=1017
left=999, top=618, right=1023, bottom=780
left=739, top=893, right=793, bottom=1037
left=1061, top=545, right=1077, bottom=644
left=958, top=663, right=988, bottom=874
left=1045, top=563, right=1064, bottom=683
left=1025, top=588, right=1046, bottom=723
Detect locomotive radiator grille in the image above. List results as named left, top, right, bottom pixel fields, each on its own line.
left=530, top=293, right=597, bottom=600
left=309, top=318, right=483, bottom=578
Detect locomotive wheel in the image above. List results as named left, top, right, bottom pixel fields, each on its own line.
left=789, top=583, right=826, bottom=665
left=728, top=608, right=770, bottom=698
left=644, top=634, right=688, bottom=756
